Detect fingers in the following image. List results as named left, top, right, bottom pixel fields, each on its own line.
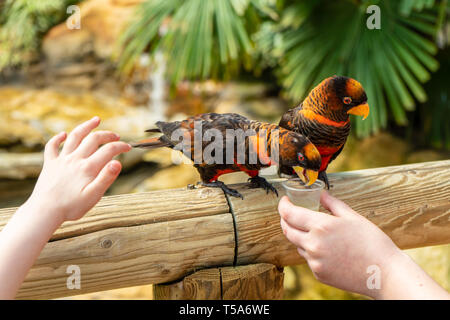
left=87, top=141, right=131, bottom=172
left=278, top=196, right=328, bottom=231
left=75, top=131, right=120, bottom=158
left=44, top=132, right=67, bottom=159
left=61, top=117, right=101, bottom=155
left=280, top=218, right=308, bottom=254
left=83, top=160, right=122, bottom=200
left=320, top=191, right=355, bottom=217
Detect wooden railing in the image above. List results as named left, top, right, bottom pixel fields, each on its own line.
left=0, top=160, right=449, bottom=299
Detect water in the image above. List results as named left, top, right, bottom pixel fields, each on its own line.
left=289, top=197, right=320, bottom=211
left=281, top=179, right=324, bottom=211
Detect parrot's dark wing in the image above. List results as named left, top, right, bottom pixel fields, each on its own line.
left=278, top=102, right=306, bottom=178
left=278, top=102, right=303, bottom=132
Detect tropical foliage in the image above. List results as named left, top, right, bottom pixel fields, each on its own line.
left=0, top=0, right=448, bottom=148
left=118, top=0, right=449, bottom=145
left=0, top=0, right=79, bottom=71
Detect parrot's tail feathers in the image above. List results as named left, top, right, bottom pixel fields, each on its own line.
left=145, top=128, right=161, bottom=133
left=131, top=137, right=171, bottom=149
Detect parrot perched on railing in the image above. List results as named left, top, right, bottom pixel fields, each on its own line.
left=132, top=113, right=321, bottom=199
left=279, top=76, right=370, bottom=189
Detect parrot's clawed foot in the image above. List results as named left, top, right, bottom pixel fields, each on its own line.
left=248, top=176, right=279, bottom=197
left=201, top=181, right=244, bottom=199
left=318, top=171, right=331, bottom=190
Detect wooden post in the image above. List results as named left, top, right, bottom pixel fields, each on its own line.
left=154, top=263, right=284, bottom=300
left=0, top=160, right=449, bottom=299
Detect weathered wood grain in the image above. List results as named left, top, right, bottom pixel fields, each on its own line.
left=154, top=263, right=284, bottom=300
left=154, top=267, right=222, bottom=299
left=0, top=160, right=448, bottom=299
left=4, top=187, right=232, bottom=299
left=228, top=160, right=450, bottom=266
left=220, top=264, right=284, bottom=299
left=0, top=152, right=43, bottom=179
left=16, top=214, right=235, bottom=299
left=0, top=187, right=228, bottom=241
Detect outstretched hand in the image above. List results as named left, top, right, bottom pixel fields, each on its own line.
left=0, top=117, right=131, bottom=299
left=278, top=191, right=450, bottom=299
left=30, top=116, right=131, bottom=222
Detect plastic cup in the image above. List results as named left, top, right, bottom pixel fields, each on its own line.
left=281, top=178, right=325, bottom=211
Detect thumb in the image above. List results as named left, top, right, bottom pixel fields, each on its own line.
left=320, top=191, right=356, bottom=217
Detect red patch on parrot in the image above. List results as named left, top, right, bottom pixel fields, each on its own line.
left=316, top=145, right=342, bottom=171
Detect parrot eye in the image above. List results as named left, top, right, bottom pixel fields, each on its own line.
left=343, top=97, right=352, bottom=104
left=298, top=153, right=305, bottom=162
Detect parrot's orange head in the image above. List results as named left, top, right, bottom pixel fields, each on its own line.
left=305, top=76, right=370, bottom=122
left=330, top=76, right=369, bottom=120
left=279, top=132, right=321, bottom=185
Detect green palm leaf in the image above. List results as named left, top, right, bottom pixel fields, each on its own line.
left=117, top=0, right=446, bottom=145
left=0, top=0, right=79, bottom=72
left=275, top=0, right=440, bottom=137
left=117, top=0, right=257, bottom=82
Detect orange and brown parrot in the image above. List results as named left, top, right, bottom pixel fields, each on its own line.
left=279, top=76, right=370, bottom=188
left=132, top=113, right=321, bottom=198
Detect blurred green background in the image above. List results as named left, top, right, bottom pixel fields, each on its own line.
left=0, top=0, right=449, bottom=300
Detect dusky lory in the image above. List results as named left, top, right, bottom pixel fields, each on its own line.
left=132, top=112, right=321, bottom=199
left=279, top=76, right=369, bottom=188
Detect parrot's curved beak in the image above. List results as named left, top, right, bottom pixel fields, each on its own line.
left=293, top=167, right=318, bottom=186
left=347, top=103, right=369, bottom=120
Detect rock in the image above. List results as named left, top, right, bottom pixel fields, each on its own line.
left=0, top=179, right=36, bottom=209
left=42, top=0, right=146, bottom=65
left=244, top=97, right=288, bottom=122
left=0, top=148, right=145, bottom=180
left=0, top=86, right=155, bottom=149
left=211, top=82, right=284, bottom=121
left=132, top=164, right=200, bottom=192
left=107, top=163, right=157, bottom=195
left=216, top=82, right=272, bottom=100
left=213, top=97, right=287, bottom=122
left=142, top=148, right=176, bottom=168
left=0, top=85, right=159, bottom=178
left=42, top=28, right=94, bottom=66
left=0, top=115, right=45, bottom=147
left=163, top=82, right=210, bottom=118
left=115, top=148, right=148, bottom=171
left=213, top=98, right=249, bottom=117
left=0, top=153, right=43, bottom=179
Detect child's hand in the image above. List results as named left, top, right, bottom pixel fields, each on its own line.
left=0, top=117, right=131, bottom=299
left=29, top=117, right=131, bottom=223
left=278, top=191, right=401, bottom=298
left=278, top=192, right=450, bottom=299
